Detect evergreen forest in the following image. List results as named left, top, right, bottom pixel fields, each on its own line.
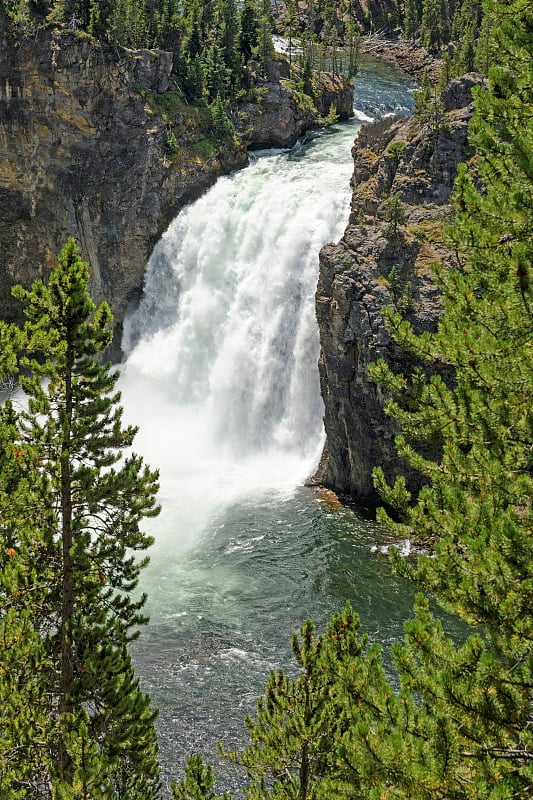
left=0, top=0, right=532, bottom=798
left=0, top=0, right=493, bottom=111
left=0, top=0, right=360, bottom=109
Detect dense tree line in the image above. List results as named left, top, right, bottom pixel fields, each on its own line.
left=0, top=0, right=356, bottom=105
left=0, top=0, right=270, bottom=102
left=400, top=0, right=497, bottom=74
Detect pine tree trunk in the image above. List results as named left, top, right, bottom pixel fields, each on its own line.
left=300, top=738, right=310, bottom=800
left=58, top=343, right=75, bottom=783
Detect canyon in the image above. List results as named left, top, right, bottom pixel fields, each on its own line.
left=0, top=26, right=352, bottom=358
left=0, top=26, right=481, bottom=502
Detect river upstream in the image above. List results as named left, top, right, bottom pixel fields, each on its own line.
left=118, top=58, right=416, bottom=793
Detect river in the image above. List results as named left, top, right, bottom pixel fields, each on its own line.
left=118, top=58, right=416, bottom=794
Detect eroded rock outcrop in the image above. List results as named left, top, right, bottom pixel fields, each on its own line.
left=0, top=28, right=352, bottom=357
left=314, top=74, right=484, bottom=506
left=0, top=29, right=249, bottom=357
left=237, top=59, right=354, bottom=149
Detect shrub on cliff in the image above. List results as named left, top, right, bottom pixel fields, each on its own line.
left=381, top=193, right=407, bottom=240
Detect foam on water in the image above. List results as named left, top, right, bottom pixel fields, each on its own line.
left=117, top=66, right=417, bottom=785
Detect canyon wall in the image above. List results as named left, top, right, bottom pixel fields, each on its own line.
left=314, top=74, right=483, bottom=507
left=0, top=27, right=352, bottom=358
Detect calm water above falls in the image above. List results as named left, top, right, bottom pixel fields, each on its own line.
left=118, top=62, right=416, bottom=792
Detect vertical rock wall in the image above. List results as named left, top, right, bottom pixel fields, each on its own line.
left=0, top=28, right=354, bottom=358
left=0, top=29, right=248, bottom=357
left=314, top=75, right=483, bottom=506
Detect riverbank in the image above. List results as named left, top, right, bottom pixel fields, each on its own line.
left=362, top=35, right=442, bottom=84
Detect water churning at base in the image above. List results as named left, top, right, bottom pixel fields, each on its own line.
left=118, top=65, right=416, bottom=782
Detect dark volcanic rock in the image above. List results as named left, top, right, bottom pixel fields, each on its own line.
left=313, top=74, right=484, bottom=506
left=441, top=72, right=485, bottom=111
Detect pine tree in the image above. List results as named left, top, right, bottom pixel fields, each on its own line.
left=366, top=0, right=533, bottom=794
left=88, top=0, right=103, bottom=38
left=107, top=0, right=148, bottom=47
left=0, top=392, right=57, bottom=798
left=181, top=52, right=206, bottom=104
left=256, top=0, right=275, bottom=75
left=286, top=0, right=298, bottom=68
left=204, top=41, right=230, bottom=100
left=414, top=71, right=449, bottom=137
left=211, top=93, right=234, bottom=137
left=0, top=239, right=161, bottom=798
left=457, top=20, right=476, bottom=72
left=419, top=0, right=450, bottom=51
left=218, top=604, right=385, bottom=800
left=302, top=55, right=314, bottom=98
left=171, top=754, right=232, bottom=800
left=214, top=0, right=241, bottom=93
left=239, top=0, right=259, bottom=62
left=381, top=193, right=407, bottom=239
left=474, top=8, right=496, bottom=75
left=155, top=0, right=185, bottom=52
left=344, top=15, right=360, bottom=78
left=186, top=14, right=204, bottom=59
left=402, top=0, right=423, bottom=40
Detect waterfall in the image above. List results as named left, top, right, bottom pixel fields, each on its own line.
left=118, top=123, right=365, bottom=548
left=117, top=66, right=417, bottom=784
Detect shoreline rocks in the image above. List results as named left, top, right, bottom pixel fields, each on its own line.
left=362, top=36, right=442, bottom=84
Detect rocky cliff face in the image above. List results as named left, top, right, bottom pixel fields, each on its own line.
left=0, top=28, right=352, bottom=358
left=0, top=29, right=247, bottom=358
left=314, top=74, right=483, bottom=507
left=237, top=59, right=354, bottom=149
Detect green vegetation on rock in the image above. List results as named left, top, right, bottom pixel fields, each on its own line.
left=1, top=1, right=532, bottom=798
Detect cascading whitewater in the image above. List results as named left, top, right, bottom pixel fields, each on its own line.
left=119, top=124, right=365, bottom=522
